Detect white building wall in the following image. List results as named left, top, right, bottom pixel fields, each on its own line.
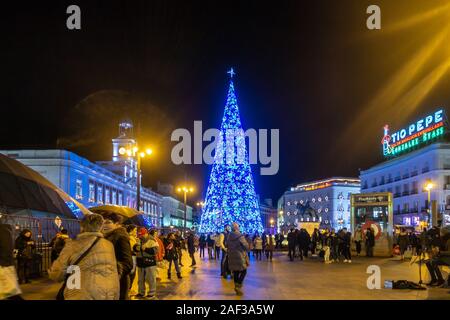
left=360, top=143, right=450, bottom=226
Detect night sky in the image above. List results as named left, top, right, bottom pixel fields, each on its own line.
left=3, top=0, right=450, bottom=205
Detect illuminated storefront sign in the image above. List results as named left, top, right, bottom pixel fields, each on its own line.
left=382, top=109, right=446, bottom=157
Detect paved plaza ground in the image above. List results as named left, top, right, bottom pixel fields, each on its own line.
left=21, top=251, right=450, bottom=300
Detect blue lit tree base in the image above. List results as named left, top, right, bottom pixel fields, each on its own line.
left=199, top=71, right=264, bottom=235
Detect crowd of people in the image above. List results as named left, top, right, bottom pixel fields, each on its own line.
left=285, top=227, right=375, bottom=263
left=2, top=215, right=449, bottom=300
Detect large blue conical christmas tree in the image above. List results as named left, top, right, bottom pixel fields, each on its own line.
left=199, top=69, right=264, bottom=235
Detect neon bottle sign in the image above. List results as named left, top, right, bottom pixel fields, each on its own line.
left=382, top=109, right=446, bottom=157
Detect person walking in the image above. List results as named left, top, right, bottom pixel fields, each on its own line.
left=134, top=229, right=159, bottom=299
left=48, top=214, right=120, bottom=300
left=214, top=232, right=222, bottom=261
left=187, top=232, right=197, bottom=267
left=227, top=223, right=249, bottom=296
left=207, top=233, right=215, bottom=260
left=311, top=228, right=320, bottom=256
left=353, top=227, right=363, bottom=256
left=199, top=234, right=206, bottom=258
left=164, top=233, right=182, bottom=279
left=174, top=231, right=185, bottom=266
left=245, top=234, right=253, bottom=258
left=329, top=229, right=339, bottom=262
left=365, top=228, right=375, bottom=257
left=102, top=213, right=133, bottom=300
left=218, top=225, right=231, bottom=277
left=14, top=229, right=35, bottom=284
left=265, top=233, right=275, bottom=261
left=342, top=228, right=352, bottom=263
left=253, top=234, right=263, bottom=260
left=287, top=229, right=296, bottom=261
left=397, top=228, right=410, bottom=261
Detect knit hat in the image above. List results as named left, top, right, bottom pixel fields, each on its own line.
left=138, top=228, right=148, bottom=237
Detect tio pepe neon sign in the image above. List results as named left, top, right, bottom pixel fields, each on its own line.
left=382, top=109, right=446, bottom=157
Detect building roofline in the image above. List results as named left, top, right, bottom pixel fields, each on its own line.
left=360, top=142, right=450, bottom=174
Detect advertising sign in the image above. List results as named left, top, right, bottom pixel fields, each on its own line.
left=381, top=109, right=446, bottom=157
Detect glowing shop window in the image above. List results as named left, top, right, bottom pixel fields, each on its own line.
left=412, top=217, right=420, bottom=226
left=75, top=179, right=83, bottom=200
left=404, top=217, right=411, bottom=226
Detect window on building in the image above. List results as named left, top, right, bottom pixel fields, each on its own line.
left=75, top=179, right=83, bottom=200
left=403, top=203, right=409, bottom=213
left=88, top=182, right=95, bottom=203
left=380, top=176, right=385, bottom=185
left=105, top=188, right=110, bottom=204
left=112, top=190, right=117, bottom=205
left=118, top=192, right=123, bottom=206
left=97, top=185, right=103, bottom=204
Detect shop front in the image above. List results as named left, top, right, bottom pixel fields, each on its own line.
left=350, top=192, right=394, bottom=256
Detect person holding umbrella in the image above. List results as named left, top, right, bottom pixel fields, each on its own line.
left=101, top=212, right=133, bottom=300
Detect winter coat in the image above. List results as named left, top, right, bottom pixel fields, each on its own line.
left=353, top=229, right=363, bottom=242
left=227, top=231, right=249, bottom=272
left=163, top=238, right=178, bottom=261
left=265, top=235, right=275, bottom=251
left=0, top=224, right=14, bottom=267
left=104, top=227, right=133, bottom=278
left=365, top=231, right=375, bottom=247
left=134, top=235, right=159, bottom=267
left=287, top=231, right=296, bottom=247
left=187, top=234, right=196, bottom=254
left=254, top=237, right=263, bottom=250
left=14, top=230, right=35, bottom=259
left=48, top=232, right=120, bottom=300
left=397, top=232, right=410, bottom=250
left=155, top=236, right=165, bottom=261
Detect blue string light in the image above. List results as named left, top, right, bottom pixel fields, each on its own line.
left=199, top=75, right=264, bottom=235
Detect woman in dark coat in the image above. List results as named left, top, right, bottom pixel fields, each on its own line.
left=226, top=223, right=249, bottom=296
left=187, top=232, right=196, bottom=267
left=102, top=213, right=133, bottom=300
left=164, top=233, right=182, bottom=279
left=14, top=229, right=35, bottom=284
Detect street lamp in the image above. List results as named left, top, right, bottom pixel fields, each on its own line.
left=177, top=185, right=195, bottom=236
left=119, top=145, right=153, bottom=211
left=424, top=181, right=434, bottom=225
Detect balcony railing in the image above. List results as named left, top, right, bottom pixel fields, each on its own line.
left=402, top=174, right=410, bottom=179
left=422, top=167, right=430, bottom=173
left=386, top=178, right=393, bottom=183
left=410, top=171, right=418, bottom=177
left=394, top=193, right=401, bottom=198
left=402, top=191, right=410, bottom=196
left=410, top=188, right=419, bottom=194
left=395, top=176, right=401, bottom=181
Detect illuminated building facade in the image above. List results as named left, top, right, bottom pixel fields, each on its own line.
left=0, top=121, right=164, bottom=227
left=277, top=177, right=361, bottom=233
left=361, top=108, right=450, bottom=228
left=360, top=142, right=450, bottom=227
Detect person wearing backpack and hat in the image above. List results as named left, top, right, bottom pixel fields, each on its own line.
left=134, top=228, right=159, bottom=299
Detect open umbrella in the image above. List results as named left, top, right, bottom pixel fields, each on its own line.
left=90, top=205, right=153, bottom=228
left=0, top=153, right=91, bottom=219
